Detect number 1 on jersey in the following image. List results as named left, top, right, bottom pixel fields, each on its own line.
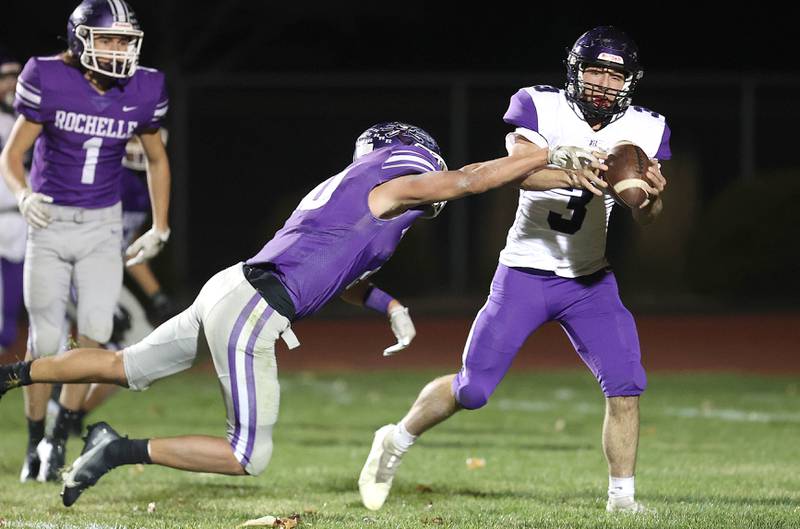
left=81, top=137, right=103, bottom=184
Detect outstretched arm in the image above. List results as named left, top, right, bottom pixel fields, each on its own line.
left=369, top=141, right=605, bottom=219
left=368, top=142, right=550, bottom=219
left=508, top=134, right=607, bottom=196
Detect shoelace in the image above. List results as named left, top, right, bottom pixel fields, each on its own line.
left=375, top=452, right=401, bottom=483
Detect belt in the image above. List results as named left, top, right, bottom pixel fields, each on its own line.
left=47, top=202, right=122, bottom=223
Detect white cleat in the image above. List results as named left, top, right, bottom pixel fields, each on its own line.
left=358, top=424, right=404, bottom=511
left=606, top=496, right=652, bottom=513
left=36, top=437, right=66, bottom=483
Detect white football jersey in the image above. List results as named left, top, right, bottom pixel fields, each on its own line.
left=498, top=85, right=671, bottom=277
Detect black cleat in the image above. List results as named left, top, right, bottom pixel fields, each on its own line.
left=61, top=422, right=121, bottom=507
left=20, top=445, right=41, bottom=483
left=0, top=363, right=25, bottom=399
left=36, top=437, right=66, bottom=482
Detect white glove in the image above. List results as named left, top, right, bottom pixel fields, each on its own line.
left=125, top=227, right=170, bottom=266
left=548, top=145, right=600, bottom=172
left=383, top=306, right=416, bottom=356
left=16, top=188, right=54, bottom=229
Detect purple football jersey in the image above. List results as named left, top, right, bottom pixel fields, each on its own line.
left=14, top=56, right=168, bottom=208
left=248, top=144, right=443, bottom=319
left=120, top=167, right=150, bottom=213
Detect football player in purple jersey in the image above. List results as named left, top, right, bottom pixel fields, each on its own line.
left=0, top=49, right=24, bottom=358
left=0, top=0, right=171, bottom=483
left=0, top=121, right=602, bottom=506
left=357, top=27, right=669, bottom=514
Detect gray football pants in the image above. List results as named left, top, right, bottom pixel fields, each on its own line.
left=24, top=202, right=122, bottom=357
left=123, top=263, right=299, bottom=476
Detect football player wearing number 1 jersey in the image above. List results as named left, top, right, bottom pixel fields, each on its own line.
left=0, top=0, right=171, bottom=483
left=358, top=26, right=671, bottom=514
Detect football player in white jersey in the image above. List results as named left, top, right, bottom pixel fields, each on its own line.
left=358, top=26, right=670, bottom=514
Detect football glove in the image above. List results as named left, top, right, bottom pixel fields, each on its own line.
left=125, top=227, right=170, bottom=266
left=16, top=188, right=53, bottom=229
left=383, top=306, right=416, bottom=356
left=548, top=145, right=600, bottom=172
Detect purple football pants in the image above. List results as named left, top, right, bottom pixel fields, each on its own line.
left=453, top=264, right=646, bottom=408
left=0, top=257, right=25, bottom=348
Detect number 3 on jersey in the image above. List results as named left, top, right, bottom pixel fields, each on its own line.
left=547, top=190, right=593, bottom=234
left=81, top=137, right=103, bottom=184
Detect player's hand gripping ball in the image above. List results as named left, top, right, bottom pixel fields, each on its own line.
left=600, top=142, right=654, bottom=209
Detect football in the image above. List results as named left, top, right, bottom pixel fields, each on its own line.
left=601, top=142, right=652, bottom=209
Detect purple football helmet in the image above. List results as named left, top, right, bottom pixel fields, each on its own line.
left=67, top=0, right=143, bottom=79
left=354, top=121, right=448, bottom=218
left=565, top=26, right=644, bottom=122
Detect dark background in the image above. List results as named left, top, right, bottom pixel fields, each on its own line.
left=2, top=3, right=797, bottom=313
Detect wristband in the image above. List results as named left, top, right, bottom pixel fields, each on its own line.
left=363, top=286, right=394, bottom=314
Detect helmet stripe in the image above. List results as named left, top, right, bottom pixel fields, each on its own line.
left=116, top=0, right=130, bottom=22
left=106, top=0, right=119, bottom=21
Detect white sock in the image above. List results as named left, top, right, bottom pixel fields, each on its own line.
left=391, top=422, right=417, bottom=453
left=608, top=476, right=635, bottom=500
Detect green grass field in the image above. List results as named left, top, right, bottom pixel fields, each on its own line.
left=1, top=368, right=798, bottom=528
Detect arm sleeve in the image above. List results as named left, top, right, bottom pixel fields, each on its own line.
left=503, top=89, right=539, bottom=132
left=140, top=73, right=169, bottom=131
left=14, top=59, right=44, bottom=123
left=379, top=145, right=442, bottom=179
left=654, top=122, right=672, bottom=161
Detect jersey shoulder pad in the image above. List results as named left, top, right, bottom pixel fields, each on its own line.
left=504, top=85, right=565, bottom=138
left=621, top=105, right=671, bottom=160
left=131, top=67, right=168, bottom=131
left=380, top=144, right=440, bottom=179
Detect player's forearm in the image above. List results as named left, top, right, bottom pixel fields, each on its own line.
left=0, top=149, right=28, bottom=196
left=146, top=159, right=171, bottom=232
left=341, top=281, right=402, bottom=314
left=447, top=150, right=550, bottom=199
left=518, top=167, right=572, bottom=191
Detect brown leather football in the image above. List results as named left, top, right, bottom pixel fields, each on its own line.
left=601, top=142, right=652, bottom=209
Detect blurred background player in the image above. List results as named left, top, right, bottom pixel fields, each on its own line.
left=0, top=48, right=24, bottom=358
left=358, top=26, right=670, bottom=514
left=0, top=0, right=171, bottom=483
left=120, top=131, right=177, bottom=325
left=0, top=122, right=603, bottom=506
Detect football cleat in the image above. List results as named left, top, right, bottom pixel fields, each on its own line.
left=358, top=424, right=405, bottom=511
left=0, top=363, right=25, bottom=399
left=606, top=496, right=652, bottom=513
left=19, top=445, right=41, bottom=483
left=61, top=422, right=121, bottom=507
left=36, top=437, right=66, bottom=482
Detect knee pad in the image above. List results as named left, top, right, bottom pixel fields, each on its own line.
left=602, top=364, right=648, bottom=397
left=453, top=378, right=490, bottom=410
left=28, top=322, right=66, bottom=358
left=244, top=437, right=274, bottom=476
left=78, top=308, right=114, bottom=344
